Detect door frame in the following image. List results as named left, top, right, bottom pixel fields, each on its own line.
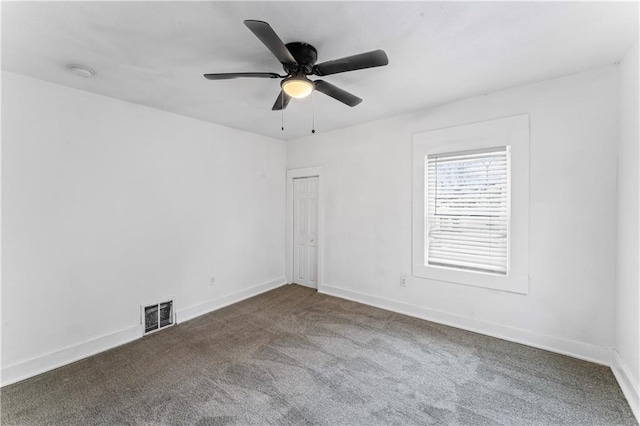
left=286, top=166, right=323, bottom=290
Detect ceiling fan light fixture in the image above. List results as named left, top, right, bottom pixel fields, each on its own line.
left=282, top=77, right=314, bottom=99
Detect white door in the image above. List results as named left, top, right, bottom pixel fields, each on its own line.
left=293, top=176, right=319, bottom=288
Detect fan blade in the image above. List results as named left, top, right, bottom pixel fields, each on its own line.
left=244, top=20, right=297, bottom=66
left=272, top=90, right=292, bottom=111
left=313, top=50, right=388, bottom=76
left=204, top=72, right=282, bottom=80
left=314, top=80, right=362, bottom=107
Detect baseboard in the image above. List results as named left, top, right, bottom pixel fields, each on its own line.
left=1, top=325, right=141, bottom=387
left=611, top=350, right=640, bottom=422
left=4, top=279, right=633, bottom=418
left=1, top=277, right=287, bottom=388
left=321, top=284, right=640, bottom=418
left=319, top=284, right=611, bottom=365
left=177, top=277, right=286, bottom=323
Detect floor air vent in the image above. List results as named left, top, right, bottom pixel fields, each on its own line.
left=142, top=300, right=175, bottom=335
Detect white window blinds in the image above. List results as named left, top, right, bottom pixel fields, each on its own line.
left=426, top=146, right=510, bottom=275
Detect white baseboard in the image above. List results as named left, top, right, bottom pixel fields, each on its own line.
left=4, top=279, right=635, bottom=420
left=319, top=284, right=611, bottom=365
left=324, top=283, right=640, bottom=418
left=1, top=277, right=287, bottom=388
left=1, top=325, right=141, bottom=387
left=177, top=277, right=286, bottom=323
left=611, top=350, right=640, bottom=422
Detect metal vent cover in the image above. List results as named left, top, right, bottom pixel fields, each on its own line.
left=142, top=300, right=175, bottom=335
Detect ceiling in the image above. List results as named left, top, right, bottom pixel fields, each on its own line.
left=2, top=2, right=638, bottom=140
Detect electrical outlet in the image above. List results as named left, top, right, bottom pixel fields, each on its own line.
left=209, top=277, right=215, bottom=286
left=400, top=276, right=407, bottom=287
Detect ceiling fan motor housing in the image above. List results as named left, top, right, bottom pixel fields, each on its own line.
left=284, top=42, right=318, bottom=74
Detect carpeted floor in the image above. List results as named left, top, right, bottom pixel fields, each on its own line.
left=1, top=284, right=636, bottom=425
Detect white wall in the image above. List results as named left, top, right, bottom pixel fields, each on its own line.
left=615, top=41, right=639, bottom=415
left=1, top=72, right=286, bottom=383
left=288, top=67, right=619, bottom=362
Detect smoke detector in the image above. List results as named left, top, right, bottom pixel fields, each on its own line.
left=67, top=64, right=94, bottom=78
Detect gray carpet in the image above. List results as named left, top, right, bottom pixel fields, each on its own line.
left=1, top=284, right=636, bottom=425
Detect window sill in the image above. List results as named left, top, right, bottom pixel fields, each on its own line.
left=413, top=263, right=529, bottom=294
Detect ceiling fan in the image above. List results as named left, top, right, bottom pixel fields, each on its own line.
left=204, top=20, right=389, bottom=110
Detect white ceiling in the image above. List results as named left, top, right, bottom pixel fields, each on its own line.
left=2, top=2, right=638, bottom=140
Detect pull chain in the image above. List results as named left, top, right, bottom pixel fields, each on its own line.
left=311, top=91, right=315, bottom=134
left=281, top=91, right=284, bottom=131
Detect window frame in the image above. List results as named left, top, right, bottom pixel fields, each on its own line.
left=412, top=115, right=530, bottom=294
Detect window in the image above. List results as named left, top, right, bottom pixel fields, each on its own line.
left=412, top=115, right=529, bottom=294
left=426, top=147, right=510, bottom=275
